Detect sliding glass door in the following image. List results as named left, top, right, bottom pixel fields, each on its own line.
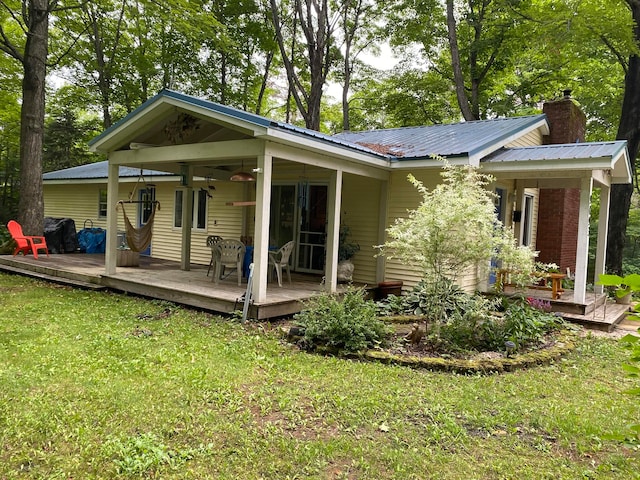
left=270, top=183, right=328, bottom=274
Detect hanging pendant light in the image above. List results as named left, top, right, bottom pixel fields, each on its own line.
left=230, top=160, right=255, bottom=182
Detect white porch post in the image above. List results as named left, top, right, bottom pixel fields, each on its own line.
left=594, top=184, right=611, bottom=294
left=573, top=176, right=593, bottom=304
left=252, top=153, right=272, bottom=303
left=105, top=161, right=119, bottom=275
left=376, top=179, right=389, bottom=283
left=180, top=164, right=194, bottom=271
left=325, top=169, right=343, bottom=293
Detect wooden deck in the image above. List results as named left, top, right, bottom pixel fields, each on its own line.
left=0, top=253, right=348, bottom=320
left=0, top=253, right=630, bottom=330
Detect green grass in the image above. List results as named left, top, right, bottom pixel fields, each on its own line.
left=0, top=273, right=638, bottom=479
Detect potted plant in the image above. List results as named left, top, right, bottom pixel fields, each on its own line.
left=337, top=226, right=360, bottom=282
left=596, top=273, right=640, bottom=304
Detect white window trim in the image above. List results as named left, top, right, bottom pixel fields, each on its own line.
left=174, top=188, right=208, bottom=231
left=521, top=194, right=534, bottom=247
left=98, top=189, right=108, bottom=218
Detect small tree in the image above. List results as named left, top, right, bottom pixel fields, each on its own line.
left=379, top=160, right=535, bottom=302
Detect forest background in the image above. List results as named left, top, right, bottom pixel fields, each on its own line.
left=1, top=0, right=640, bottom=274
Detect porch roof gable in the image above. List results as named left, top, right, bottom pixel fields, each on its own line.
left=481, top=141, right=631, bottom=184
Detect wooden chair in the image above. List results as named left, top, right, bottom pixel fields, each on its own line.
left=212, top=239, right=245, bottom=285
left=269, top=240, right=295, bottom=287
left=206, top=235, right=223, bottom=276
left=7, top=220, right=49, bottom=260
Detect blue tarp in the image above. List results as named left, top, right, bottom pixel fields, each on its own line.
left=77, top=227, right=106, bottom=253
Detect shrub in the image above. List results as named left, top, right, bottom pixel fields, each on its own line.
left=436, top=294, right=500, bottom=352
left=295, top=288, right=390, bottom=354
left=378, top=284, right=565, bottom=355
left=483, top=299, right=565, bottom=351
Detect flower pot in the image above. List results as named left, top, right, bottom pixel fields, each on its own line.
left=376, top=281, right=404, bottom=300
left=337, top=259, right=354, bottom=282
left=117, top=249, right=139, bottom=267
left=616, top=292, right=632, bottom=305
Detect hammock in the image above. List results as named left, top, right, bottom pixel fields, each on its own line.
left=117, top=200, right=160, bottom=252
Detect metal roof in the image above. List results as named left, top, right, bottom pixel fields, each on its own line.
left=481, top=141, right=628, bottom=163
left=89, top=90, right=548, bottom=161
left=43, top=161, right=174, bottom=181
left=332, top=115, right=547, bottom=159
left=89, top=89, right=387, bottom=158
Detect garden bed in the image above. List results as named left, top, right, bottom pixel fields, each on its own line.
left=354, top=331, right=577, bottom=374
left=284, top=315, right=577, bottom=374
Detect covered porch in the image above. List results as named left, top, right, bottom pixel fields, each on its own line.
left=483, top=140, right=632, bottom=305
left=91, top=92, right=389, bottom=311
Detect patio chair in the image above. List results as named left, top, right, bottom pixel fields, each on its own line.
left=206, top=235, right=223, bottom=276
left=212, top=239, right=245, bottom=286
left=7, top=220, right=49, bottom=260
left=269, top=240, right=295, bottom=287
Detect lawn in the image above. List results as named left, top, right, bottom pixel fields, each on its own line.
left=0, top=273, right=638, bottom=479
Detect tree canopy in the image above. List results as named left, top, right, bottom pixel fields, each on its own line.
left=0, top=0, right=639, bottom=262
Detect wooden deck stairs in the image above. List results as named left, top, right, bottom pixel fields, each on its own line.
left=560, top=300, right=631, bottom=332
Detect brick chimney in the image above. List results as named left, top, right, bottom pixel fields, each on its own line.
left=535, top=90, right=585, bottom=273
left=542, top=89, right=586, bottom=144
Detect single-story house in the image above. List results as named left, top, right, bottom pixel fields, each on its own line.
left=42, top=89, right=630, bottom=309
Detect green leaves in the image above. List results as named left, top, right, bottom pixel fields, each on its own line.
left=596, top=273, right=640, bottom=297
left=380, top=160, right=536, bottom=288
left=295, top=287, right=390, bottom=354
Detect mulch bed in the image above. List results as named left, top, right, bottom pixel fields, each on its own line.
left=276, top=316, right=578, bottom=375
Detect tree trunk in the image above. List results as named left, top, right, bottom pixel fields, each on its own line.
left=606, top=1, right=640, bottom=275
left=446, top=0, right=475, bottom=121
left=256, top=51, right=273, bottom=115
left=270, top=0, right=332, bottom=131
left=18, top=0, right=49, bottom=236
left=342, top=50, right=351, bottom=131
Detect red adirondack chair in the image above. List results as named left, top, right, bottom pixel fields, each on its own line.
left=7, top=220, right=49, bottom=260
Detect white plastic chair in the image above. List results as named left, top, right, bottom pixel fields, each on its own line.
left=212, top=239, right=245, bottom=285
left=269, top=241, right=295, bottom=287
left=206, top=235, right=223, bottom=276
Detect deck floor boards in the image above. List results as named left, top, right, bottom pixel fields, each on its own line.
left=0, top=253, right=335, bottom=319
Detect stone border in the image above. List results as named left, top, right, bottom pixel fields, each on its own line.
left=288, top=315, right=578, bottom=374
left=348, top=316, right=577, bottom=373
left=352, top=334, right=576, bottom=374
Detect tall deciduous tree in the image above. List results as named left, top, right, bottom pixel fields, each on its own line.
left=0, top=54, right=21, bottom=224
left=0, top=0, right=58, bottom=235
left=336, top=0, right=380, bottom=131
left=607, top=0, right=640, bottom=274
left=270, top=0, right=341, bottom=130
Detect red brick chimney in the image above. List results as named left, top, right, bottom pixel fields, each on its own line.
left=542, top=89, right=586, bottom=145
left=535, top=90, right=584, bottom=273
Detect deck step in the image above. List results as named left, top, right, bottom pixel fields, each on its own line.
left=0, top=263, right=106, bottom=290
left=561, top=301, right=630, bottom=332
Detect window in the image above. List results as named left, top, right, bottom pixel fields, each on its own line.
left=494, top=188, right=506, bottom=223
left=194, top=189, right=207, bottom=229
left=98, top=189, right=108, bottom=218
left=174, top=190, right=184, bottom=228
left=174, top=189, right=208, bottom=229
